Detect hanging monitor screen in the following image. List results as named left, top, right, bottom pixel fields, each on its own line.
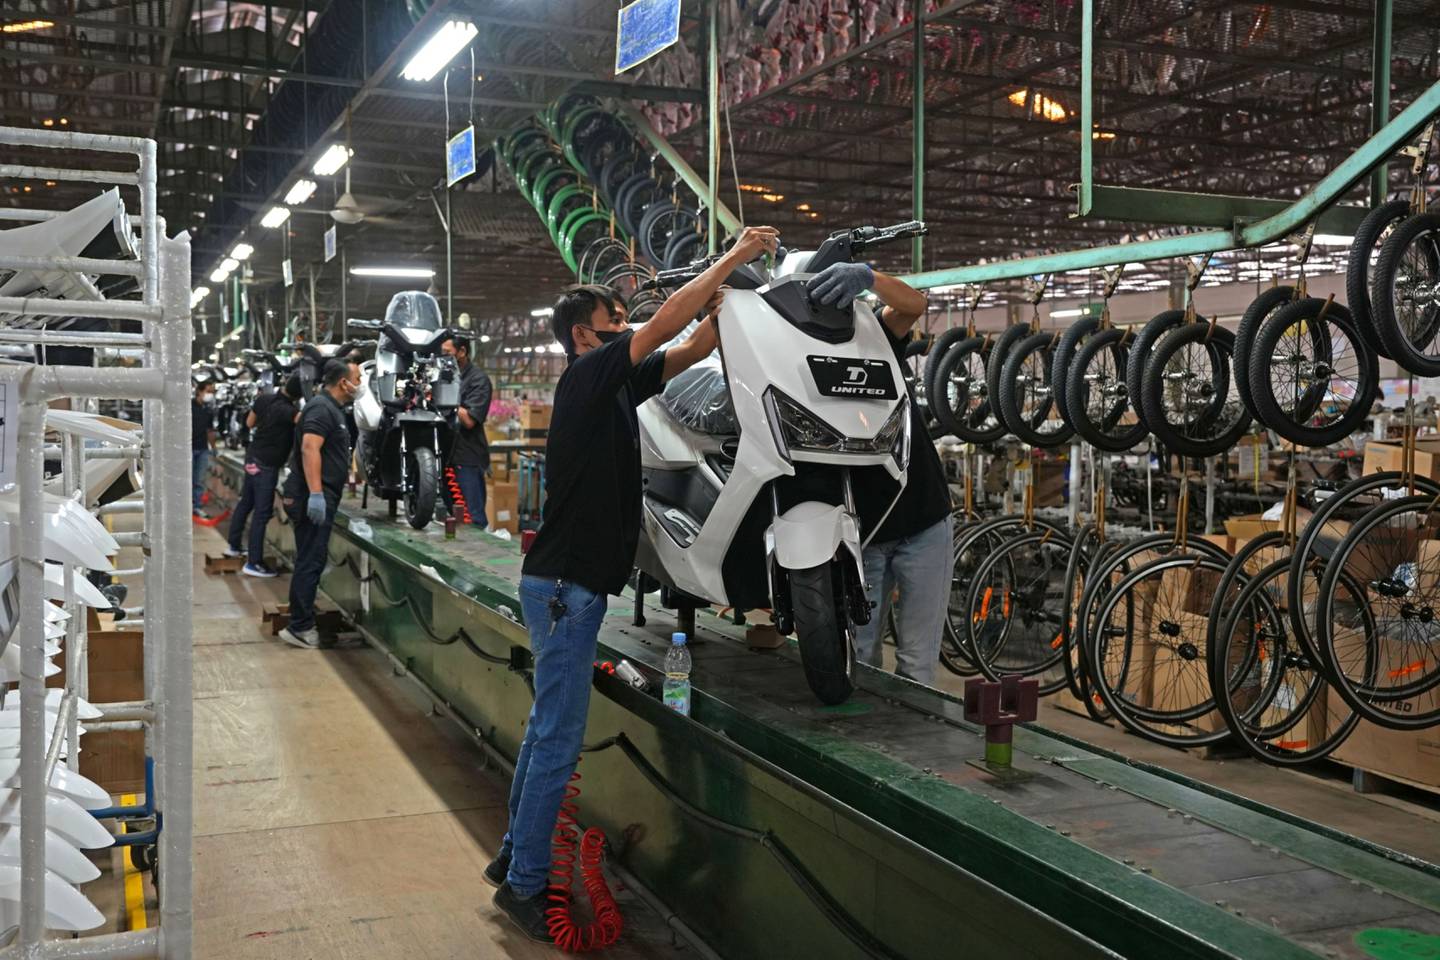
left=447, top=125, right=476, bottom=187
left=615, top=0, right=681, bottom=75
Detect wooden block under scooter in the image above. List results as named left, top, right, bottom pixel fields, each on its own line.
left=746, top=624, right=786, bottom=650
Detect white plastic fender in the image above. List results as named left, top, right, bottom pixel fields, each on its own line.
left=0, top=790, right=113, bottom=849
left=0, top=867, right=106, bottom=930
left=0, top=825, right=101, bottom=884
left=43, top=565, right=110, bottom=608
left=0, top=760, right=108, bottom=810
left=768, top=501, right=862, bottom=572
left=0, top=691, right=101, bottom=722
left=0, top=717, right=83, bottom=749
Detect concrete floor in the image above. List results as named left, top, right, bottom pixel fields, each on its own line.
left=179, top=521, right=681, bottom=959
left=80, top=515, right=1437, bottom=955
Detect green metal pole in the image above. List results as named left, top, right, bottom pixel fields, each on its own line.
left=707, top=0, right=720, bottom=254
left=1370, top=0, right=1393, bottom=206
left=1078, top=0, right=1094, bottom=217
left=912, top=13, right=924, bottom=272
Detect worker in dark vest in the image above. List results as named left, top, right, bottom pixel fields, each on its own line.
left=279, top=359, right=360, bottom=650
left=225, top=374, right=303, bottom=577
left=440, top=334, right=493, bottom=526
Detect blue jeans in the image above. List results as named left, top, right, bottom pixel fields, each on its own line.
left=284, top=495, right=336, bottom=633
left=228, top=464, right=279, bottom=565
left=191, top=449, right=210, bottom=512
left=453, top=465, right=488, bottom=527
left=856, top=515, right=954, bottom=686
left=502, top=575, right=608, bottom=896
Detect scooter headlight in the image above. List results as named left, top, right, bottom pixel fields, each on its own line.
left=764, top=388, right=909, bottom=456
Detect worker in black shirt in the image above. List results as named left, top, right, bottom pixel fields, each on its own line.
left=489, top=226, right=780, bottom=942
left=225, top=374, right=303, bottom=577
left=278, top=359, right=360, bottom=650
left=440, top=335, right=493, bottom=526
left=192, top=380, right=217, bottom=519
left=811, top=262, right=949, bottom=686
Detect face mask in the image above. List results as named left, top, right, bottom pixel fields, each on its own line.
left=581, top=327, right=625, bottom=346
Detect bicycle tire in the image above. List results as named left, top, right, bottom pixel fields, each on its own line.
left=965, top=529, right=1074, bottom=694
left=1347, top=199, right=1409, bottom=361
left=931, top=336, right=1005, bottom=443
left=1125, top=309, right=1188, bottom=431
left=923, top=327, right=974, bottom=415
left=1233, top=286, right=1296, bottom=419
left=1247, top=299, right=1376, bottom=447
left=984, top=324, right=1034, bottom=437
left=1066, top=327, right=1146, bottom=452
left=1141, top=324, right=1249, bottom=458
left=998, top=331, right=1074, bottom=447
left=1049, top=318, right=1100, bottom=432
left=1371, top=212, right=1440, bottom=376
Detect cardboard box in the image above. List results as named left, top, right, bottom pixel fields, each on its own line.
left=1361, top=439, right=1440, bottom=482
left=54, top=621, right=145, bottom=794
left=518, top=403, right=551, bottom=445
left=486, top=480, right=520, bottom=534
left=1225, top=514, right=1283, bottom=541
left=1032, top=461, right=1067, bottom=507
left=489, top=452, right=512, bottom=482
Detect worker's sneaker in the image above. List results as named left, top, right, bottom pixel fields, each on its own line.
left=222, top=545, right=244, bottom=558
left=279, top=626, right=320, bottom=649
left=242, top=562, right=278, bottom=579
left=482, top=851, right=511, bottom=888
left=492, top=882, right=552, bottom=943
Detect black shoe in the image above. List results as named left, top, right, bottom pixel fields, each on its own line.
left=482, top=852, right=511, bottom=888
left=493, top=882, right=552, bottom=943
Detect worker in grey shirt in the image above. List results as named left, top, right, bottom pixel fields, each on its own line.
left=441, top=334, right=493, bottom=526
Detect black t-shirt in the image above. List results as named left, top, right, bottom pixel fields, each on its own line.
left=852, top=324, right=951, bottom=543
left=282, top=392, right=352, bottom=501
left=246, top=393, right=298, bottom=469
left=191, top=400, right=213, bottom=451
left=449, top=362, right=493, bottom=468
left=522, top=332, right=667, bottom=596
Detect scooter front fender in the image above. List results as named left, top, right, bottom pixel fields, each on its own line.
left=768, top=501, right=862, bottom=573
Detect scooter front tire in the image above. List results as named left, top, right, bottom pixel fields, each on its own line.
left=790, top=562, right=856, bottom=706
left=405, top=446, right=438, bottom=530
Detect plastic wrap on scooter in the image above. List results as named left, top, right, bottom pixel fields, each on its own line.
left=657, top=322, right=737, bottom=435
left=383, top=291, right=443, bottom=330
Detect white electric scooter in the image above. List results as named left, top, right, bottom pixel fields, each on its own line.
left=634, top=221, right=926, bottom=704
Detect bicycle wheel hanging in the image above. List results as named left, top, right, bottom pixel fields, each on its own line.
left=1371, top=212, right=1440, bottom=376
left=1140, top=324, right=1251, bottom=458
left=1346, top=199, right=1409, bottom=361
left=1066, top=327, right=1146, bottom=452
left=1124, top=309, right=1187, bottom=430
left=984, top=323, right=1034, bottom=437
left=1232, top=285, right=1296, bottom=419
left=1246, top=299, right=1377, bottom=448
left=997, top=332, right=1074, bottom=448
left=932, top=336, right=1005, bottom=443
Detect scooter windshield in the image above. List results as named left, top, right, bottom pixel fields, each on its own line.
left=383, top=291, right=442, bottom=331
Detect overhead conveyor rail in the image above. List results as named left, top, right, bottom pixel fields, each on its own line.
left=209, top=450, right=1440, bottom=960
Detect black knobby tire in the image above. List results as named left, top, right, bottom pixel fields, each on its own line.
left=985, top=324, right=1034, bottom=437
left=932, top=336, right=1005, bottom=443
left=1347, top=199, right=1409, bottom=360
left=1233, top=286, right=1296, bottom=419
left=998, top=332, right=1074, bottom=447
left=1066, top=328, right=1146, bottom=452
left=1141, top=324, right=1249, bottom=458
left=1247, top=299, right=1376, bottom=448
left=1124, top=310, right=1187, bottom=431
left=406, top=446, right=438, bottom=530
left=1049, top=317, right=1099, bottom=430
left=923, top=326, right=974, bottom=412
left=1371, top=212, right=1440, bottom=376
left=791, top=562, right=857, bottom=705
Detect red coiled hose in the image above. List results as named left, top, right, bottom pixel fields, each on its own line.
left=444, top=467, right=471, bottom=524
left=546, top=761, right=623, bottom=952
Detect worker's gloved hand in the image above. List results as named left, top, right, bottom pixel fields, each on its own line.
left=306, top=492, right=327, bottom=525
left=809, top=262, right=875, bottom=308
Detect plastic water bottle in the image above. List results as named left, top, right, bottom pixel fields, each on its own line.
left=662, top=633, right=692, bottom=716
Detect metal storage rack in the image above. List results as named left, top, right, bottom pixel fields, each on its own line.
left=0, top=126, right=193, bottom=959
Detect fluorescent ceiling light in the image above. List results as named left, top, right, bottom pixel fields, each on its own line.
left=284, top=179, right=318, bottom=205
left=350, top=266, right=435, bottom=279
left=530, top=307, right=554, bottom=317
left=230, top=243, right=253, bottom=260
left=312, top=145, right=352, bottom=176
left=190, top=286, right=210, bottom=305
left=220, top=257, right=239, bottom=273
left=208, top=268, right=228, bottom=283
left=1, top=19, right=54, bottom=33
left=1312, top=233, right=1353, bottom=246
left=401, top=20, right=479, bottom=82
left=1049, top=308, right=1085, bottom=319
left=260, top=206, right=291, bottom=229
left=479, top=334, right=492, bottom=343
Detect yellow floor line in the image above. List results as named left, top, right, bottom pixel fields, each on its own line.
left=119, top=793, right=147, bottom=931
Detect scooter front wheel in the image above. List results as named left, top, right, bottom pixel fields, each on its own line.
left=405, top=447, right=438, bottom=530
left=790, top=562, right=856, bottom=706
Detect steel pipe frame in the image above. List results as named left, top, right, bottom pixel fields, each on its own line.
left=903, top=74, right=1440, bottom=289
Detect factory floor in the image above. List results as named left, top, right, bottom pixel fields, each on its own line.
left=176, top=521, right=680, bottom=959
